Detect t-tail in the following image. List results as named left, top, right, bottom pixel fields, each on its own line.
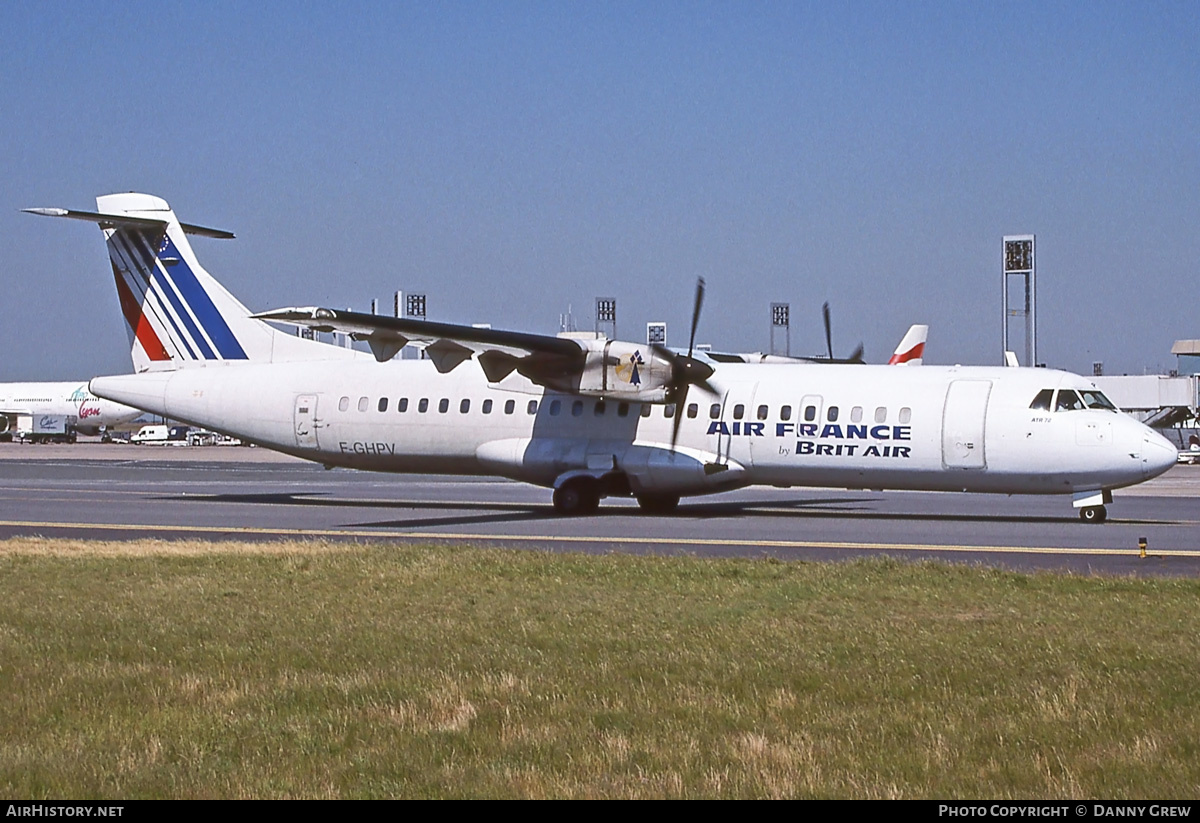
left=888, top=324, right=928, bottom=366
left=25, top=193, right=359, bottom=372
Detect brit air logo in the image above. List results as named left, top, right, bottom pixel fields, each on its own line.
left=615, top=350, right=645, bottom=386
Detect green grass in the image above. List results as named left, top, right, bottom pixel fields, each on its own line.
left=1, top=537, right=1199, bottom=798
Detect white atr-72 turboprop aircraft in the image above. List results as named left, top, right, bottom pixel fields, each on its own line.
left=27, top=193, right=1176, bottom=522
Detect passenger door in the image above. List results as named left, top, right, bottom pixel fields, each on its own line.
left=294, top=394, right=320, bottom=449
left=942, top=380, right=991, bottom=469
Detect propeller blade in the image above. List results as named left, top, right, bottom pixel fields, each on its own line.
left=822, top=302, right=833, bottom=360
left=660, top=277, right=713, bottom=451
left=670, top=384, right=688, bottom=450
left=688, top=277, right=706, bottom=358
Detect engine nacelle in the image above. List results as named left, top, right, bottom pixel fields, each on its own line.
left=557, top=340, right=676, bottom=403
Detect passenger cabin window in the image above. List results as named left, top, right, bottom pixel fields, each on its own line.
left=378, top=397, right=388, bottom=412
left=504, top=399, right=515, bottom=415
left=899, top=407, right=911, bottom=424
left=549, top=400, right=562, bottom=416
left=339, top=396, right=349, bottom=412
left=733, top=404, right=745, bottom=420
left=1029, top=389, right=1054, bottom=411
left=438, top=399, right=449, bottom=413
left=572, top=400, right=584, bottom=417
left=460, top=399, right=470, bottom=413
left=618, top=402, right=630, bottom=417
left=874, top=407, right=887, bottom=423
left=757, top=405, right=769, bottom=420
left=641, top=405, right=652, bottom=417
left=358, top=397, right=369, bottom=412
left=827, top=406, right=839, bottom=422
left=1055, top=390, right=1086, bottom=412
left=850, top=406, right=863, bottom=423
left=780, top=405, right=792, bottom=421
left=664, top=404, right=676, bottom=419
left=687, top=403, right=698, bottom=419
left=482, top=399, right=493, bottom=414
left=418, top=398, right=429, bottom=413
left=710, top=404, right=721, bottom=420
left=804, top=405, right=816, bottom=422
left=398, top=398, right=409, bottom=413
left=594, top=402, right=606, bottom=416
left=527, top=400, right=538, bottom=415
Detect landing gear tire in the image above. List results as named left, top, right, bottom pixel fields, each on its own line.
left=1080, top=505, right=1107, bottom=524
left=636, top=493, right=680, bottom=514
left=552, top=480, right=600, bottom=516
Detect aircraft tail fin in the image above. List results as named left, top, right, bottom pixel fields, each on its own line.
left=888, top=324, right=927, bottom=366
left=27, top=193, right=358, bottom=371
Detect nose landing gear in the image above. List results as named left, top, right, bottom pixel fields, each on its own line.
left=1074, top=489, right=1112, bottom=524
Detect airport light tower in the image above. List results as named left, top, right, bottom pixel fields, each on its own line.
left=770, top=302, right=790, bottom=356
left=1002, top=235, right=1037, bottom=367
left=595, top=297, right=616, bottom=340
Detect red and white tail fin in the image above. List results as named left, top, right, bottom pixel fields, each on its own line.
left=888, top=324, right=927, bottom=365
left=26, top=193, right=361, bottom=372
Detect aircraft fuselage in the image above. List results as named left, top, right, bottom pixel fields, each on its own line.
left=91, top=360, right=1178, bottom=505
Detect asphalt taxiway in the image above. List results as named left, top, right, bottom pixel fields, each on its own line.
left=0, top=443, right=1198, bottom=576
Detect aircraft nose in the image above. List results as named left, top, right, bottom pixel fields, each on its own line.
left=1141, top=429, right=1178, bottom=480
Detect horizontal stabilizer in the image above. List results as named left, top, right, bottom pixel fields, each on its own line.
left=22, top=207, right=235, bottom=239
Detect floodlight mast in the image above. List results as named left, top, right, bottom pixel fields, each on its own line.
left=1002, top=235, right=1037, bottom=367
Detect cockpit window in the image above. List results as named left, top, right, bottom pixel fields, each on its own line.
left=1079, top=390, right=1118, bottom=411
left=1029, top=389, right=1054, bottom=411
left=1055, top=390, right=1086, bottom=412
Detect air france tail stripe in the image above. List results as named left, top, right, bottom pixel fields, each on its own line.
left=158, top=236, right=248, bottom=360
left=113, top=231, right=200, bottom=360
left=110, top=263, right=170, bottom=361
left=108, top=232, right=196, bottom=360
left=128, top=231, right=218, bottom=360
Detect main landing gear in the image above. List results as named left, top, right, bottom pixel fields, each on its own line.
left=552, top=478, right=601, bottom=516
left=635, top=493, right=680, bottom=514
left=550, top=475, right=681, bottom=516
left=1079, top=505, right=1107, bottom=524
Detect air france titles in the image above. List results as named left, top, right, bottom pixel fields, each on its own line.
left=705, top=420, right=913, bottom=460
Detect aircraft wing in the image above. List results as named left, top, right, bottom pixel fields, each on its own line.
left=252, top=307, right=587, bottom=381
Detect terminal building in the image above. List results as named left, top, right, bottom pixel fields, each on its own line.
left=1092, top=340, right=1200, bottom=453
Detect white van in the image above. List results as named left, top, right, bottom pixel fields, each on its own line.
left=131, top=425, right=171, bottom=445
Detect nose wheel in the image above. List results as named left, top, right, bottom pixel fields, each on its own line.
left=1079, top=505, right=1107, bottom=524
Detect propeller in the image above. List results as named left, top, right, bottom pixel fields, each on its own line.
left=651, top=277, right=716, bottom=450
left=821, top=301, right=865, bottom=365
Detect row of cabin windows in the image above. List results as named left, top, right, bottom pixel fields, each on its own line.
left=338, top=396, right=538, bottom=415
left=336, top=395, right=911, bottom=424
left=699, top=403, right=911, bottom=425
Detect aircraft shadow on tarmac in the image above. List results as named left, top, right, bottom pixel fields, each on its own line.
left=154, top=491, right=1096, bottom=531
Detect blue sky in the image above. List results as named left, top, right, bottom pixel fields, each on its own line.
left=2, top=1, right=1197, bottom=379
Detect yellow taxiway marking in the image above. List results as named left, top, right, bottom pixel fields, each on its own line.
left=1, top=518, right=1199, bottom=558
